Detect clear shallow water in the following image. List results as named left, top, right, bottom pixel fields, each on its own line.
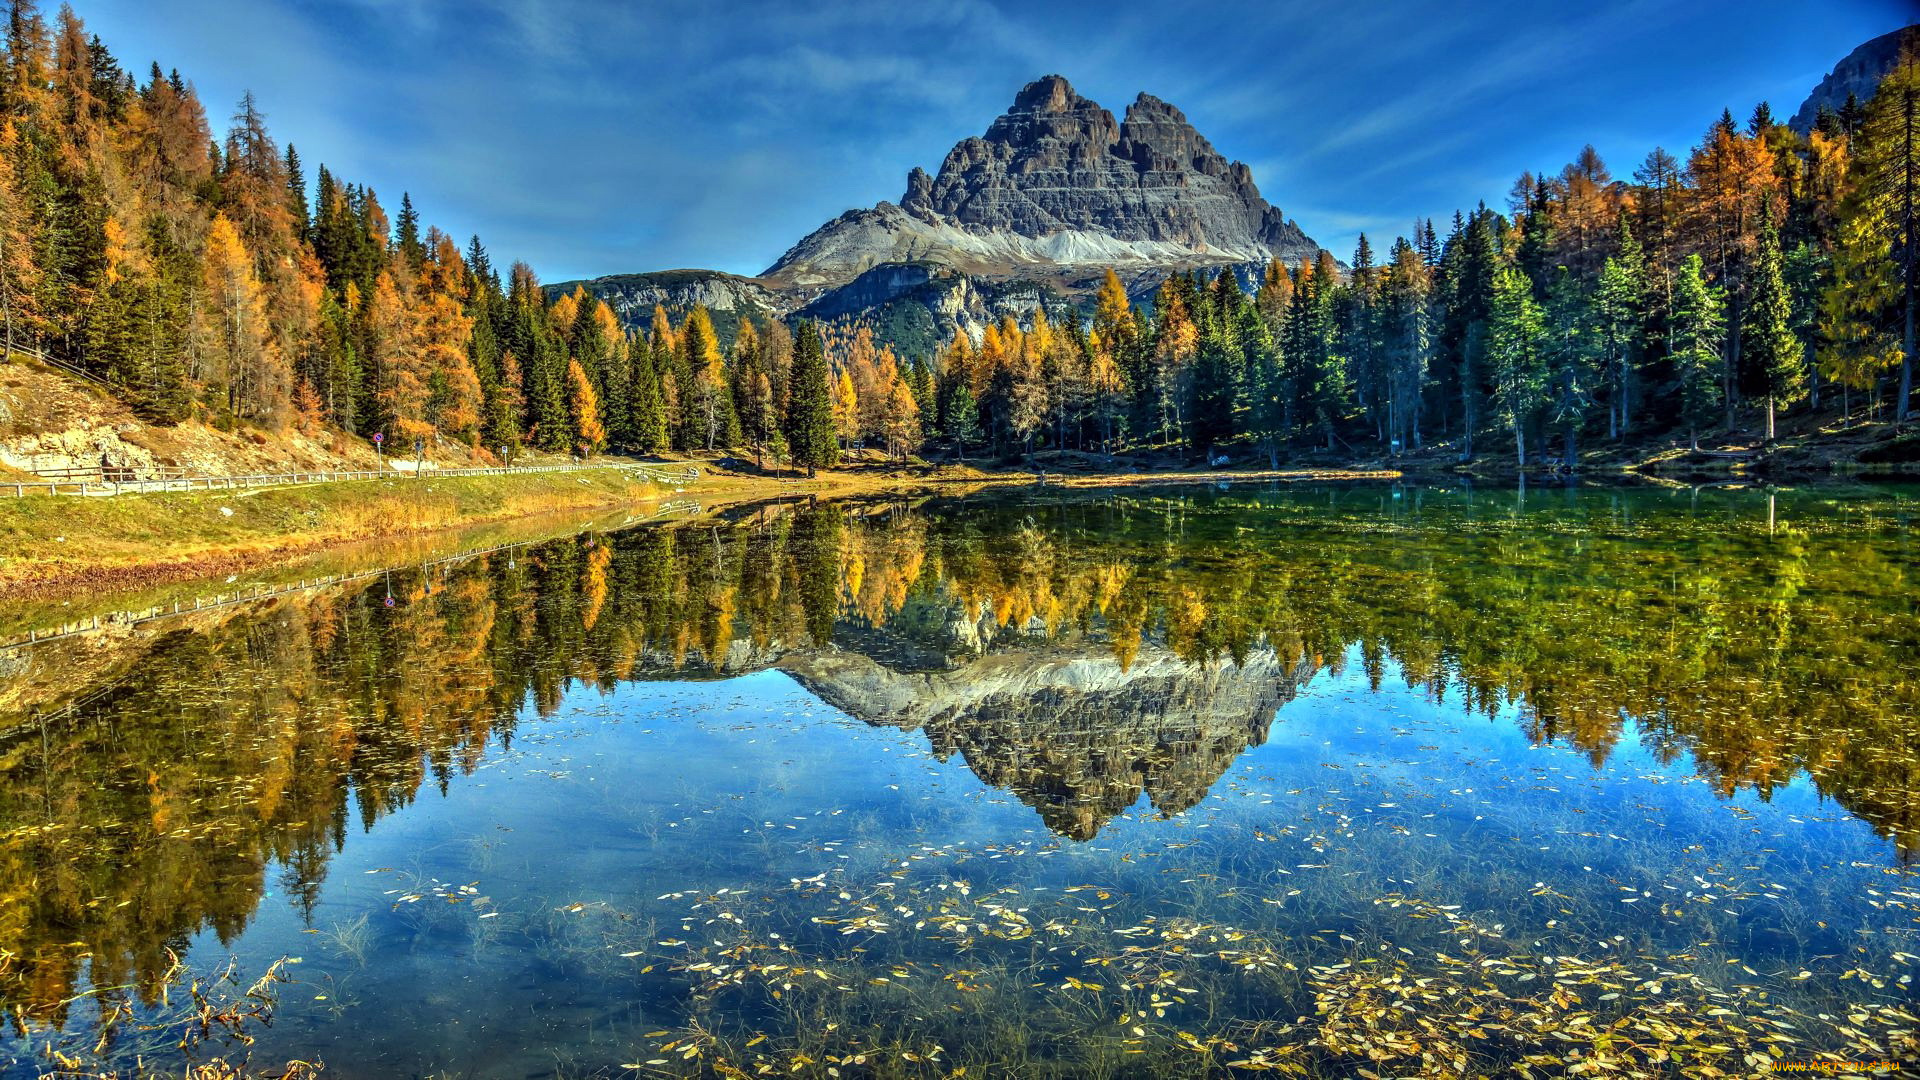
left=1, top=483, right=1916, bottom=1077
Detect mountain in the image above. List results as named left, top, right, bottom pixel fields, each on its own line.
left=1790, top=24, right=1918, bottom=134
left=566, top=75, right=1328, bottom=352
left=763, top=75, right=1322, bottom=291
left=544, top=269, right=781, bottom=348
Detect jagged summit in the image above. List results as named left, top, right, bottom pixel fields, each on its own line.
left=763, top=75, right=1323, bottom=289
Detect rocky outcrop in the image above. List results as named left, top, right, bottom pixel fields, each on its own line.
left=550, top=270, right=789, bottom=343
left=763, top=75, right=1324, bottom=289
left=1791, top=25, right=1919, bottom=134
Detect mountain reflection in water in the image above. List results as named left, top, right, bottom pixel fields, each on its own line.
left=1, top=482, right=1916, bottom=1028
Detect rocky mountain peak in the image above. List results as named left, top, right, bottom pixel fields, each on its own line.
left=764, top=75, right=1324, bottom=289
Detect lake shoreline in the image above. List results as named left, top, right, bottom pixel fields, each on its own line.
left=10, top=453, right=1888, bottom=606
left=0, top=460, right=1435, bottom=604
left=0, top=465, right=882, bottom=601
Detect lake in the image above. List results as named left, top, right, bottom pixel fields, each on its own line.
left=2, top=482, right=1916, bottom=1078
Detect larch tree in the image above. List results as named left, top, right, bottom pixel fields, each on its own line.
left=832, top=368, right=859, bottom=448
left=202, top=212, right=287, bottom=424
left=417, top=235, right=480, bottom=444
left=567, top=357, right=604, bottom=455
left=679, top=306, right=734, bottom=450
left=1818, top=208, right=1901, bottom=419
left=0, top=122, right=43, bottom=356
left=367, top=269, right=429, bottom=442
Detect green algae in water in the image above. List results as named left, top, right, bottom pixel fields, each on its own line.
left=1, top=483, right=1916, bottom=1077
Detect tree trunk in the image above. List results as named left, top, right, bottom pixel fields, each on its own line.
left=1765, top=396, right=1775, bottom=443
left=1512, top=416, right=1526, bottom=468
left=1901, top=272, right=1915, bottom=422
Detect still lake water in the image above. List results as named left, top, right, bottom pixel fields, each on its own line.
left=2, top=482, right=1917, bottom=1077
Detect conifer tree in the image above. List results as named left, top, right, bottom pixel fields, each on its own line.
left=784, top=321, right=837, bottom=475
left=1593, top=218, right=1646, bottom=437
left=1487, top=261, right=1546, bottom=466
left=628, top=334, right=668, bottom=454
left=1671, top=254, right=1726, bottom=449
left=567, top=357, right=604, bottom=455
left=489, top=350, right=524, bottom=461
left=1744, top=201, right=1803, bottom=441
left=396, top=192, right=423, bottom=270
left=1854, top=41, right=1919, bottom=420
left=680, top=306, right=735, bottom=450
left=0, top=121, right=44, bottom=357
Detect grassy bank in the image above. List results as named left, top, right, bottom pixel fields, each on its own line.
left=0, top=466, right=735, bottom=598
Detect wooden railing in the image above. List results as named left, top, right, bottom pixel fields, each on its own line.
left=0, top=462, right=701, bottom=498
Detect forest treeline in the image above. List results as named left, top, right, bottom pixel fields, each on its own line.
left=0, top=3, right=1915, bottom=468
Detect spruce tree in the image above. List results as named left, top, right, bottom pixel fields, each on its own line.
left=1487, top=261, right=1547, bottom=466
left=1671, top=255, right=1726, bottom=449
left=629, top=339, right=668, bottom=453
left=785, top=321, right=837, bottom=475
left=396, top=192, right=423, bottom=270
left=1743, top=202, right=1803, bottom=442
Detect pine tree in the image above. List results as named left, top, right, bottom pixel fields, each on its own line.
left=943, top=381, right=981, bottom=461
left=1671, top=254, right=1726, bottom=449
left=784, top=321, right=837, bottom=475
left=1593, top=218, right=1646, bottom=438
left=489, top=350, right=524, bottom=462
left=628, top=335, right=668, bottom=454
left=1854, top=41, right=1919, bottom=420
left=1542, top=267, right=1596, bottom=467
left=1818, top=208, right=1901, bottom=420
left=1743, top=201, right=1803, bottom=441
left=1487, top=261, right=1546, bottom=466
left=283, top=143, right=308, bottom=240
left=396, top=191, right=423, bottom=270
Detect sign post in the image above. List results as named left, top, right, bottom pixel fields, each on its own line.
left=414, top=436, right=425, bottom=478
left=372, top=431, right=384, bottom=471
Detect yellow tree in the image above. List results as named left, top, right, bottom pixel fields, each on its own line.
left=201, top=213, right=287, bottom=424
left=419, top=234, right=480, bottom=442
left=1819, top=208, right=1902, bottom=419
left=367, top=269, right=429, bottom=441
left=682, top=306, right=733, bottom=450
left=847, top=327, right=887, bottom=442
left=832, top=368, right=859, bottom=447
left=883, top=367, right=921, bottom=459
left=0, top=123, right=44, bottom=356
left=568, top=359, right=605, bottom=454
left=548, top=289, right=581, bottom=342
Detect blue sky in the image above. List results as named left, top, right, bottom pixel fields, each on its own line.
left=74, top=0, right=1915, bottom=283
